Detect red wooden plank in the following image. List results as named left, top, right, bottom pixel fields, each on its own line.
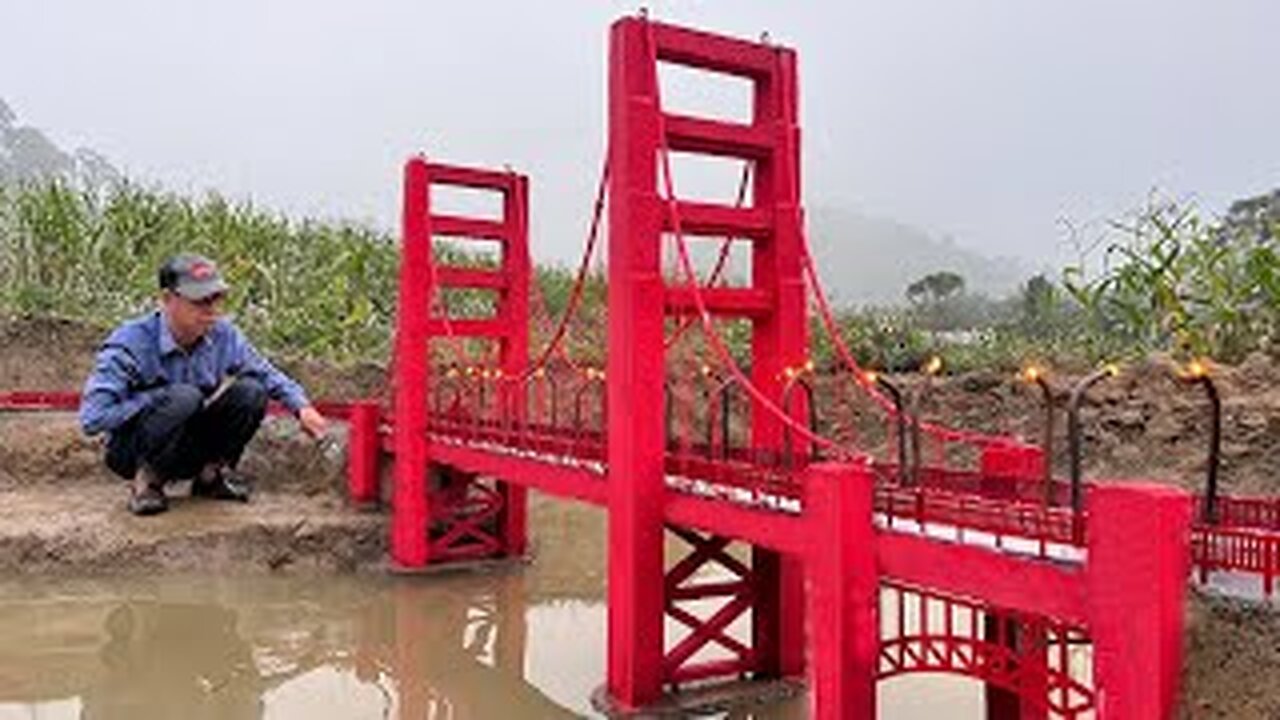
left=428, top=318, right=507, bottom=337
left=648, top=20, right=777, bottom=79
left=436, top=266, right=508, bottom=289
left=426, top=162, right=518, bottom=191
left=664, top=113, right=773, bottom=159
left=877, top=531, right=1088, bottom=626
left=664, top=287, right=772, bottom=317
left=665, top=201, right=771, bottom=239
left=431, top=214, right=509, bottom=241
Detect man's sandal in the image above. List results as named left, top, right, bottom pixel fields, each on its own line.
left=192, top=468, right=252, bottom=503
left=128, top=483, right=168, bottom=516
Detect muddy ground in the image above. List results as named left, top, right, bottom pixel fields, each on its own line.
left=1, top=315, right=1277, bottom=717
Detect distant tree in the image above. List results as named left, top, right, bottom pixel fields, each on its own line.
left=906, top=271, right=967, bottom=331
left=1015, top=274, right=1065, bottom=339
left=906, top=271, right=965, bottom=305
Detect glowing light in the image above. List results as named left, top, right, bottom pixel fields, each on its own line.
left=1186, top=359, right=1209, bottom=379
left=700, top=364, right=712, bottom=377
left=864, top=370, right=879, bottom=385
left=924, top=356, right=943, bottom=375
left=1021, top=365, right=1041, bottom=383
left=803, top=359, right=815, bottom=373
left=782, top=366, right=797, bottom=380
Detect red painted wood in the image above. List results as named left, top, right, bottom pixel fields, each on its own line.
left=431, top=214, right=509, bottom=241
left=346, top=401, right=381, bottom=504
left=663, top=113, right=774, bottom=159
left=649, top=21, right=776, bottom=78
left=663, top=200, right=771, bottom=238
left=499, top=172, right=531, bottom=558
left=391, top=157, right=433, bottom=568
left=806, top=462, right=878, bottom=720
left=435, top=266, right=508, bottom=289
left=1087, top=483, right=1191, bottom=719
left=425, top=163, right=519, bottom=190
left=606, top=17, right=667, bottom=708
left=664, top=287, right=772, bottom=317
left=877, top=532, right=1088, bottom=626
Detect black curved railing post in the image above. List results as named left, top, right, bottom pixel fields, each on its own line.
left=717, top=377, right=737, bottom=461
left=1067, top=364, right=1118, bottom=541
left=909, top=356, right=943, bottom=486
left=1178, top=360, right=1222, bottom=524
left=1021, top=366, right=1056, bottom=505
left=870, top=371, right=908, bottom=482
left=781, top=373, right=817, bottom=469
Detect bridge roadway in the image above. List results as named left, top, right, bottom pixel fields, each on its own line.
left=411, top=410, right=1280, bottom=608
left=412, top=413, right=1103, bottom=625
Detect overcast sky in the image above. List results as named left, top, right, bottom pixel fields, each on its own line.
left=2, top=1, right=1277, bottom=268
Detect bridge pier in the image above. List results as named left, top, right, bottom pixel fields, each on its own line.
left=806, top=462, right=878, bottom=720
left=1088, top=483, right=1191, bottom=718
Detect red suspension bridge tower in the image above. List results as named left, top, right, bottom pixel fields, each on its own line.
left=390, top=159, right=530, bottom=567
left=606, top=16, right=809, bottom=705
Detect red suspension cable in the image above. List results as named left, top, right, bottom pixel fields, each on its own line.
left=643, top=18, right=853, bottom=460
left=664, top=161, right=752, bottom=351
left=526, top=155, right=610, bottom=377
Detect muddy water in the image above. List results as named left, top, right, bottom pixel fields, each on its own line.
left=0, top=501, right=987, bottom=719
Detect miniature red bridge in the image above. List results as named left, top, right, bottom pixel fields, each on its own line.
left=4, top=15, right=1280, bottom=720
left=337, top=17, right=1203, bottom=720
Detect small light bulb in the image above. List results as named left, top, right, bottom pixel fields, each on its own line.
left=1187, top=359, right=1208, bottom=379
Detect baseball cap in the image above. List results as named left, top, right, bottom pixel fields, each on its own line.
left=159, top=253, right=230, bottom=300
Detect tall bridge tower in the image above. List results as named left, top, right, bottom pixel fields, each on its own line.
left=606, top=17, right=808, bottom=706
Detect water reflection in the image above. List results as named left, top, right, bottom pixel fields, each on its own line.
left=0, top=560, right=993, bottom=718
left=84, top=602, right=261, bottom=719
left=0, top=574, right=590, bottom=720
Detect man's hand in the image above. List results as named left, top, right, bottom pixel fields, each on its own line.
left=298, top=405, right=329, bottom=441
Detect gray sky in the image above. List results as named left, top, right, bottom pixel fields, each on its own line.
left=2, top=0, right=1277, bottom=268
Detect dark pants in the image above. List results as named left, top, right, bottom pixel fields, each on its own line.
left=105, top=379, right=268, bottom=483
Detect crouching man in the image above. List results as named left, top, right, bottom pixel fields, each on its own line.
left=78, top=253, right=329, bottom=516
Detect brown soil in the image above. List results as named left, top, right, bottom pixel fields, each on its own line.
left=1183, top=591, right=1280, bottom=719
left=3, top=315, right=1280, bottom=715
left=915, top=352, right=1280, bottom=496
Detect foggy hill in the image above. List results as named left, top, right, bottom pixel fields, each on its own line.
left=0, top=97, right=120, bottom=188
left=806, top=206, right=1033, bottom=306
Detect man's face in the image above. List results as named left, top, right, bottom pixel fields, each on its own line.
left=161, top=290, right=225, bottom=342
